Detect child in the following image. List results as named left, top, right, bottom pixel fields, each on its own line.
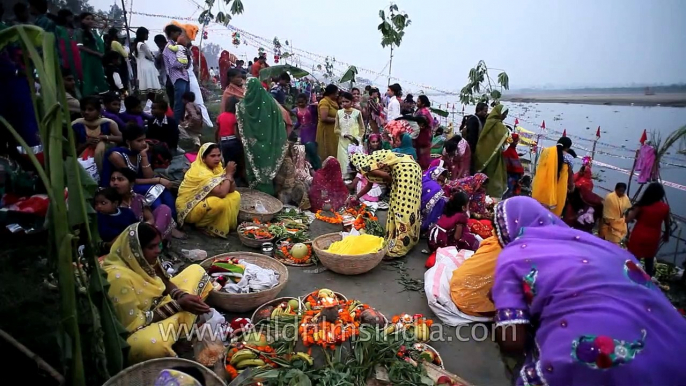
left=216, top=96, right=245, bottom=185
left=292, top=93, right=317, bottom=144
left=94, top=187, right=138, bottom=248
left=347, top=148, right=386, bottom=208
left=147, top=100, right=180, bottom=153
left=72, top=96, right=122, bottom=171
left=428, top=191, right=479, bottom=252
left=166, top=40, right=189, bottom=67
left=121, top=95, right=152, bottom=128
left=179, top=91, right=203, bottom=148
left=334, top=91, right=364, bottom=175
left=103, top=50, right=126, bottom=94
left=100, top=91, right=127, bottom=129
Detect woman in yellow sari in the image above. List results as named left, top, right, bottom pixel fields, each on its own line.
left=532, top=137, right=575, bottom=217
left=599, top=182, right=632, bottom=244
left=316, top=84, right=340, bottom=160
left=450, top=236, right=501, bottom=317
left=350, top=150, right=422, bottom=259
left=474, top=104, right=509, bottom=197
left=104, top=222, right=213, bottom=363
left=176, top=143, right=241, bottom=238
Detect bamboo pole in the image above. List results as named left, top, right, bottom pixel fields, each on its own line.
left=0, top=329, right=65, bottom=385
left=626, top=149, right=639, bottom=197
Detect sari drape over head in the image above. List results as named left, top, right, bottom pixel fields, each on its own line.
left=392, top=133, right=417, bottom=159
left=446, top=173, right=490, bottom=218
left=421, top=164, right=448, bottom=232
left=236, top=78, right=288, bottom=195
left=532, top=145, right=569, bottom=217
left=104, top=223, right=213, bottom=363
left=474, top=105, right=508, bottom=197
left=176, top=143, right=241, bottom=237
left=308, top=157, right=349, bottom=212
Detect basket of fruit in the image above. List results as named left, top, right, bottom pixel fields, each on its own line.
left=312, top=233, right=386, bottom=275
left=200, top=252, right=288, bottom=312
left=397, top=342, right=445, bottom=369
left=238, top=222, right=275, bottom=249
left=252, top=297, right=302, bottom=324
left=275, top=241, right=315, bottom=266
left=237, top=188, right=283, bottom=223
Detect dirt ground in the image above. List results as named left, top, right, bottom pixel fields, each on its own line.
left=172, top=210, right=512, bottom=386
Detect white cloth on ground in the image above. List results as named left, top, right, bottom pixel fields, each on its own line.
left=224, top=259, right=280, bottom=294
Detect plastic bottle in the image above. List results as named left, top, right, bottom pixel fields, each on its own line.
left=181, top=249, right=208, bottom=261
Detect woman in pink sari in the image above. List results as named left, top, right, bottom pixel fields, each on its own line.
left=451, top=136, right=472, bottom=179
left=308, top=157, right=350, bottom=212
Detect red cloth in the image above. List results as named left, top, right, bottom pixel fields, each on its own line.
left=308, top=157, right=349, bottom=212
left=573, top=166, right=594, bottom=191
left=413, top=125, right=432, bottom=170
left=217, top=112, right=237, bottom=137
left=628, top=201, right=670, bottom=258
left=467, top=218, right=494, bottom=239
left=251, top=62, right=262, bottom=78
left=425, top=251, right=437, bottom=268
left=502, top=145, right=524, bottom=174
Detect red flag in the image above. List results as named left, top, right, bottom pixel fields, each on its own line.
left=515, top=118, right=519, bottom=126
left=639, top=129, right=647, bottom=145
left=596, top=126, right=601, bottom=138
left=541, top=120, right=546, bottom=129
left=562, top=129, right=567, bottom=137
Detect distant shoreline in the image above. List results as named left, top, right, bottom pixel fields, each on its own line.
left=502, top=93, right=686, bottom=107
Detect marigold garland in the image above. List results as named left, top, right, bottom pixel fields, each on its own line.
left=315, top=210, right=343, bottom=224
left=278, top=244, right=313, bottom=264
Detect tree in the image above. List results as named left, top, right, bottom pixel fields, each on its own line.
left=459, top=60, right=510, bottom=106
left=198, top=0, right=244, bottom=26
left=202, top=42, right=222, bottom=68
left=377, top=3, right=410, bottom=85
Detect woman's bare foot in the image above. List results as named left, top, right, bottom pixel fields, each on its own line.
left=172, top=228, right=187, bottom=239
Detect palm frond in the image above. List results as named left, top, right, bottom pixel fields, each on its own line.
left=654, top=125, right=686, bottom=162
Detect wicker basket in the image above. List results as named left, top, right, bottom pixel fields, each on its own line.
left=237, top=222, right=276, bottom=249
left=419, top=343, right=445, bottom=369
left=312, top=233, right=386, bottom=275
left=200, top=252, right=289, bottom=313
left=236, top=188, right=283, bottom=223
left=102, top=357, right=225, bottom=386
left=251, top=296, right=303, bottom=323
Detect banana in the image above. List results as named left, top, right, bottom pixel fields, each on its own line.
left=235, top=358, right=266, bottom=369
left=384, top=325, right=396, bottom=335
left=271, top=307, right=282, bottom=319
left=304, top=302, right=312, bottom=310
left=317, top=288, right=335, bottom=298
left=293, top=352, right=314, bottom=366
left=415, top=323, right=430, bottom=342
left=229, top=349, right=257, bottom=366
left=285, top=305, right=292, bottom=315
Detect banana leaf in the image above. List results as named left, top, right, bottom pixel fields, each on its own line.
left=429, top=107, right=448, bottom=118
left=65, top=157, right=97, bottom=227
left=339, top=65, right=358, bottom=84
left=259, top=64, right=309, bottom=82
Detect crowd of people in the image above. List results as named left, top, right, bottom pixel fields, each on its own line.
left=2, top=4, right=685, bottom=384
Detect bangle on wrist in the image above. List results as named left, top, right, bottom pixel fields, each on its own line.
left=142, top=163, right=152, bottom=169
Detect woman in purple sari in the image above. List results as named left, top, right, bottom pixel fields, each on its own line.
left=110, top=168, right=185, bottom=240
left=420, top=163, right=449, bottom=232
left=293, top=93, right=318, bottom=144
left=492, top=196, right=686, bottom=386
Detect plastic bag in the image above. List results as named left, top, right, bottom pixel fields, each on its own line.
left=193, top=309, right=226, bottom=366
left=77, top=156, right=99, bottom=182
left=423, top=248, right=492, bottom=326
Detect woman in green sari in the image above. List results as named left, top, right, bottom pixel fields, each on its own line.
left=77, top=12, right=108, bottom=96
left=236, top=78, right=288, bottom=195
left=474, top=104, right=509, bottom=198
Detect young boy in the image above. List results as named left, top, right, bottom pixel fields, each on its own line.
left=147, top=100, right=181, bottom=154
left=121, top=95, right=152, bottom=128
left=216, top=96, right=244, bottom=183
left=103, top=50, right=126, bottom=94
left=179, top=91, right=203, bottom=148
left=94, top=187, right=137, bottom=249
left=101, top=91, right=127, bottom=130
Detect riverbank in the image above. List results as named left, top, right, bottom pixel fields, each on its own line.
left=502, top=92, right=686, bottom=107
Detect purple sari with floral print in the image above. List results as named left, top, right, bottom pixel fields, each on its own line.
left=420, top=165, right=448, bottom=232
left=492, top=196, right=686, bottom=386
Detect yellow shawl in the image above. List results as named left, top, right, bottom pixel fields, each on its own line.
left=103, top=223, right=166, bottom=333
left=532, top=145, right=569, bottom=216
left=176, top=143, right=226, bottom=226
left=450, top=236, right=500, bottom=316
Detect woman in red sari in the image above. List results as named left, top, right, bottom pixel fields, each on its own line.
left=308, top=157, right=350, bottom=212
left=563, top=161, right=604, bottom=232
left=626, top=182, right=670, bottom=277
left=413, top=95, right=434, bottom=170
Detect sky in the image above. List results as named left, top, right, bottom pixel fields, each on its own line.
left=91, top=0, right=686, bottom=92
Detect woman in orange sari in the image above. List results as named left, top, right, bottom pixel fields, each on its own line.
left=450, top=236, right=500, bottom=317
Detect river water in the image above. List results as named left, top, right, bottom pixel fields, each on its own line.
left=436, top=101, right=686, bottom=265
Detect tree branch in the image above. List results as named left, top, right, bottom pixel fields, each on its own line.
left=0, top=329, right=65, bottom=385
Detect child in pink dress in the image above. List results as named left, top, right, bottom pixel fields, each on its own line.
left=428, top=191, right=479, bottom=252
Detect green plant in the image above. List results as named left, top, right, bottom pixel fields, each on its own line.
left=0, top=25, right=127, bottom=385
left=199, top=0, right=244, bottom=26
left=378, top=3, right=410, bottom=85
left=459, top=60, right=510, bottom=105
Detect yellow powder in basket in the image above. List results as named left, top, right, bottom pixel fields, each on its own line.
left=326, top=235, right=384, bottom=255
